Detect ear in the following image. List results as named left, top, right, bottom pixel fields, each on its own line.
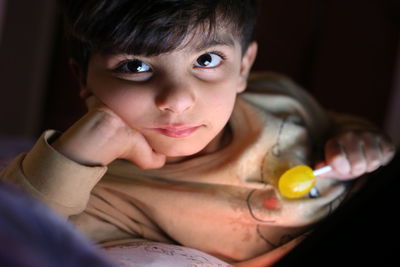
left=69, top=59, right=91, bottom=99
left=237, top=41, right=258, bottom=93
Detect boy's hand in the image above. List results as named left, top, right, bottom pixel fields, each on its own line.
left=52, top=96, right=166, bottom=169
left=316, top=131, right=395, bottom=180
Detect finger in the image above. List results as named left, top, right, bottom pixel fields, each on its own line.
left=360, top=132, right=383, bottom=173
left=377, top=135, right=396, bottom=166
left=339, top=132, right=367, bottom=177
left=123, top=132, right=166, bottom=169
left=325, top=138, right=351, bottom=177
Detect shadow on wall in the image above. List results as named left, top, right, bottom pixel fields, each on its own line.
left=384, top=40, right=400, bottom=147
left=42, top=0, right=400, bottom=146
left=0, top=0, right=57, bottom=138
left=252, top=0, right=399, bottom=134
left=0, top=0, right=399, bottom=148
left=0, top=0, right=6, bottom=43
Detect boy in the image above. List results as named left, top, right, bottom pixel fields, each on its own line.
left=1, top=0, right=395, bottom=265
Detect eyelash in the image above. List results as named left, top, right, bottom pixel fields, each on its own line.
left=196, top=50, right=227, bottom=68
left=206, top=50, right=226, bottom=60
left=112, top=59, right=151, bottom=74
left=111, top=50, right=227, bottom=74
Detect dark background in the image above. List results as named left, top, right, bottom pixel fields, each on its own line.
left=1, top=0, right=399, bottom=144
left=0, top=1, right=399, bottom=264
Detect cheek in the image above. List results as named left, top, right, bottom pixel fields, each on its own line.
left=204, top=80, right=239, bottom=113
left=209, top=92, right=236, bottom=119
left=88, top=79, right=155, bottom=123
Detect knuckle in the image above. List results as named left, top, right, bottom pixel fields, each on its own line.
left=351, top=161, right=366, bottom=175
left=340, top=131, right=356, bottom=140
left=360, top=134, right=373, bottom=143
left=135, top=160, right=152, bottom=170
left=134, top=155, right=165, bottom=170
left=330, top=154, right=343, bottom=165
left=325, top=141, right=342, bottom=156
left=368, top=132, right=379, bottom=140
left=382, top=152, right=395, bottom=165
left=369, top=159, right=381, bottom=168
left=383, top=142, right=396, bottom=153
left=330, top=156, right=350, bottom=174
left=137, top=161, right=160, bottom=170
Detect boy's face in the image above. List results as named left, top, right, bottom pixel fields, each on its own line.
left=81, top=33, right=257, bottom=160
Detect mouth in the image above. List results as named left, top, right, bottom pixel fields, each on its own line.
left=151, top=125, right=202, bottom=138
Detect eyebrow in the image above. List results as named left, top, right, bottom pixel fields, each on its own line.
left=191, top=34, right=236, bottom=52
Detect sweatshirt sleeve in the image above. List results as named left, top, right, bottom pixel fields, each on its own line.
left=0, top=130, right=107, bottom=217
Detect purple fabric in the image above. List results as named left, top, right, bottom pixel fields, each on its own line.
left=0, top=136, right=34, bottom=158
left=0, top=181, right=115, bottom=267
left=0, top=137, right=115, bottom=266
left=0, top=136, right=34, bottom=169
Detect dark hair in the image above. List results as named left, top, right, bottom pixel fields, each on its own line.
left=59, top=0, right=257, bottom=74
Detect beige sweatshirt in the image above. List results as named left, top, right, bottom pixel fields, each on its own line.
left=0, top=73, right=359, bottom=264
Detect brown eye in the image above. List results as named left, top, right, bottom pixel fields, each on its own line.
left=194, top=53, right=223, bottom=68
left=115, top=59, right=151, bottom=73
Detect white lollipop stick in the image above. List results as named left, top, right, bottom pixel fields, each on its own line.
left=313, top=165, right=333, bottom=176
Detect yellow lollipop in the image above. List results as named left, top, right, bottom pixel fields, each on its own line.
left=278, top=165, right=332, bottom=198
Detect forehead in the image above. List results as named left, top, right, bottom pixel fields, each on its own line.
left=178, top=26, right=240, bottom=53
left=98, top=21, right=242, bottom=59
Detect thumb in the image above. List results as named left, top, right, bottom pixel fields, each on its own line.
left=122, top=133, right=167, bottom=170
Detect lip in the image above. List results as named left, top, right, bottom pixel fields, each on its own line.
left=151, top=125, right=202, bottom=138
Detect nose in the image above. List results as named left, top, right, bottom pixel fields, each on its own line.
left=156, top=83, right=196, bottom=113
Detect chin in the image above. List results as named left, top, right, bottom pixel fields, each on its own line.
left=151, top=140, right=209, bottom=158
left=161, top=146, right=205, bottom=158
